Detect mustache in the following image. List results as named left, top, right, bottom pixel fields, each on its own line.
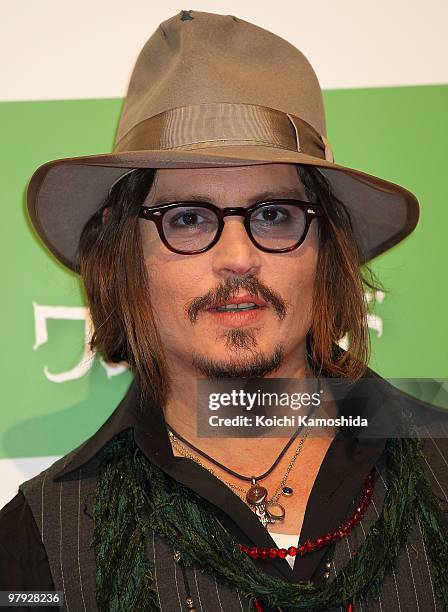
left=185, top=275, right=288, bottom=323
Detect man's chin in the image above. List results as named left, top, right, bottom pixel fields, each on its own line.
left=190, top=344, right=284, bottom=379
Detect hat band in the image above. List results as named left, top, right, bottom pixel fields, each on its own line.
left=114, top=102, right=334, bottom=162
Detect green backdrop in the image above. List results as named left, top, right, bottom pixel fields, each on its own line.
left=1, top=84, right=447, bottom=460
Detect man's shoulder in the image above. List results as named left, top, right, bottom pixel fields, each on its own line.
left=365, top=368, right=448, bottom=434
left=18, top=439, right=91, bottom=499
left=16, top=437, right=104, bottom=546
left=359, top=370, right=448, bottom=498
left=378, top=377, right=448, bottom=505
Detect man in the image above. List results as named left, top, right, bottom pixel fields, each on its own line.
left=1, top=9, right=447, bottom=612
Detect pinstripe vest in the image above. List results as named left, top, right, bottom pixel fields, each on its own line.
left=20, top=435, right=448, bottom=612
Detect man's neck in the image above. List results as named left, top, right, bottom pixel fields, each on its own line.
left=159, top=356, right=332, bottom=475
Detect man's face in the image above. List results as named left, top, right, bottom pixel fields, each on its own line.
left=138, top=163, right=319, bottom=379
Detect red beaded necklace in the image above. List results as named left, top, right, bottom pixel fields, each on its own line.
left=239, top=467, right=376, bottom=612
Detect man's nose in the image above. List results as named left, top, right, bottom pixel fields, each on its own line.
left=210, top=216, right=262, bottom=277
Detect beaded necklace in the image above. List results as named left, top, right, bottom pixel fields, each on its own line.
left=238, top=467, right=376, bottom=564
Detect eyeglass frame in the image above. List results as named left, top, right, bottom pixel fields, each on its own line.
left=138, top=198, right=323, bottom=254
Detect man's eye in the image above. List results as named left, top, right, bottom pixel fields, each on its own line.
left=252, top=205, right=290, bottom=224
left=166, top=206, right=217, bottom=230
left=171, top=211, right=204, bottom=226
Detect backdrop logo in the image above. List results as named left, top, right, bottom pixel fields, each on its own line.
left=338, top=290, right=385, bottom=350
left=32, top=302, right=128, bottom=383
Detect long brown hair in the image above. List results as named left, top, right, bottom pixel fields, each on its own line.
left=77, top=164, right=384, bottom=408
left=296, top=165, right=384, bottom=379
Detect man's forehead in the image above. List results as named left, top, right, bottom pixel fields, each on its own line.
left=144, top=163, right=308, bottom=204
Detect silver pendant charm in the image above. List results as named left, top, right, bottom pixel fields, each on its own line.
left=254, top=502, right=276, bottom=526
left=252, top=500, right=286, bottom=526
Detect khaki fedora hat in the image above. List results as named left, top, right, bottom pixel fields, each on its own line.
left=26, top=9, right=419, bottom=273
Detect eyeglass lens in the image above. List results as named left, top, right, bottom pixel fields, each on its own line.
left=162, top=202, right=307, bottom=252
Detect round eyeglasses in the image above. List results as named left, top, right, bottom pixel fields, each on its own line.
left=138, top=199, right=323, bottom=254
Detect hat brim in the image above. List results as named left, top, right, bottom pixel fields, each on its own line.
left=26, top=145, right=419, bottom=273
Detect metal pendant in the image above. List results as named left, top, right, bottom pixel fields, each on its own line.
left=246, top=478, right=286, bottom=526
left=246, top=478, right=268, bottom=506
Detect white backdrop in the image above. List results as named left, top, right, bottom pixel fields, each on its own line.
left=1, top=0, right=447, bottom=101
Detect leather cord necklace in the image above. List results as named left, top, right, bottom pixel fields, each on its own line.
left=169, top=427, right=310, bottom=525
left=166, top=376, right=321, bottom=485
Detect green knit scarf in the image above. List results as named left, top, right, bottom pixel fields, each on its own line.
left=93, top=426, right=448, bottom=611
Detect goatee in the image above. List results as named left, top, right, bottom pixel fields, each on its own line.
left=191, top=344, right=284, bottom=380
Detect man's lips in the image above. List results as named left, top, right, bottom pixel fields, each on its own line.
left=204, top=295, right=268, bottom=327
left=206, top=294, right=268, bottom=310
left=205, top=306, right=266, bottom=327
left=185, top=282, right=286, bottom=324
